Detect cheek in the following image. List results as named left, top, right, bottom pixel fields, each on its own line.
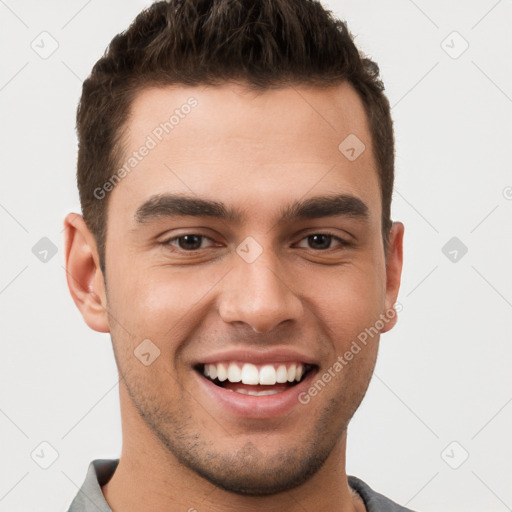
left=105, top=264, right=223, bottom=353
left=305, top=263, right=385, bottom=344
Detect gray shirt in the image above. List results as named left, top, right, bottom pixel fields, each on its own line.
left=66, top=459, right=416, bottom=512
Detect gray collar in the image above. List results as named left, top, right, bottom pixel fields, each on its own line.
left=67, top=459, right=416, bottom=512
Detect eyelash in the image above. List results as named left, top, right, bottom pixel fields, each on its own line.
left=161, top=232, right=351, bottom=252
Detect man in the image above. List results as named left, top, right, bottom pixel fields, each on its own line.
left=64, top=0, right=409, bottom=510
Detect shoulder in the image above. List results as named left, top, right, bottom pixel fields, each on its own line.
left=66, top=459, right=119, bottom=512
left=348, top=475, right=418, bottom=512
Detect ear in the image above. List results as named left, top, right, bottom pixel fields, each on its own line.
left=381, top=221, right=404, bottom=333
left=63, top=213, right=110, bottom=333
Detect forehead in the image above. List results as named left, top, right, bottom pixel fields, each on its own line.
left=110, top=82, right=381, bottom=224
left=126, top=81, right=371, bottom=155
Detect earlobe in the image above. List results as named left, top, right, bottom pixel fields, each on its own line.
left=63, top=213, right=110, bottom=333
left=381, top=221, right=404, bottom=333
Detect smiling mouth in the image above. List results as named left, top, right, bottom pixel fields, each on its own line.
left=195, top=361, right=316, bottom=396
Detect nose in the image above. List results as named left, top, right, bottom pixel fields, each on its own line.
left=218, top=249, right=304, bottom=334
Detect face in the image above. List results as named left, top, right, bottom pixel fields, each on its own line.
left=71, top=82, right=403, bottom=495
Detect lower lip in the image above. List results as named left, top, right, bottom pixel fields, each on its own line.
left=194, top=367, right=318, bottom=419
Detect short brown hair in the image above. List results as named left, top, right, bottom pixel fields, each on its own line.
left=76, top=0, right=395, bottom=272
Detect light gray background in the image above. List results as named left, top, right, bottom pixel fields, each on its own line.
left=1, top=1, right=511, bottom=511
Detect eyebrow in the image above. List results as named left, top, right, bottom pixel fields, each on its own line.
left=134, top=193, right=369, bottom=225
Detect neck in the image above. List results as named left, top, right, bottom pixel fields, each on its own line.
left=102, top=385, right=365, bottom=512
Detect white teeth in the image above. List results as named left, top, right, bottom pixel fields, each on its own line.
left=208, top=364, right=217, bottom=380
left=217, top=363, right=228, bottom=382
left=227, top=362, right=242, bottom=382
left=202, top=361, right=307, bottom=385
left=259, top=365, right=277, bottom=385
left=233, top=388, right=282, bottom=396
left=276, top=365, right=288, bottom=383
left=241, top=363, right=259, bottom=385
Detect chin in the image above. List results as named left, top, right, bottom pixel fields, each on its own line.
left=185, top=444, right=329, bottom=496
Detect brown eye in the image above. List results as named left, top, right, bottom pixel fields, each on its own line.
left=165, top=234, right=214, bottom=251
left=296, top=233, right=347, bottom=251
left=307, top=234, right=333, bottom=250
left=177, top=235, right=203, bottom=250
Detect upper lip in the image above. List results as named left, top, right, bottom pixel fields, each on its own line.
left=192, top=347, right=319, bottom=367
